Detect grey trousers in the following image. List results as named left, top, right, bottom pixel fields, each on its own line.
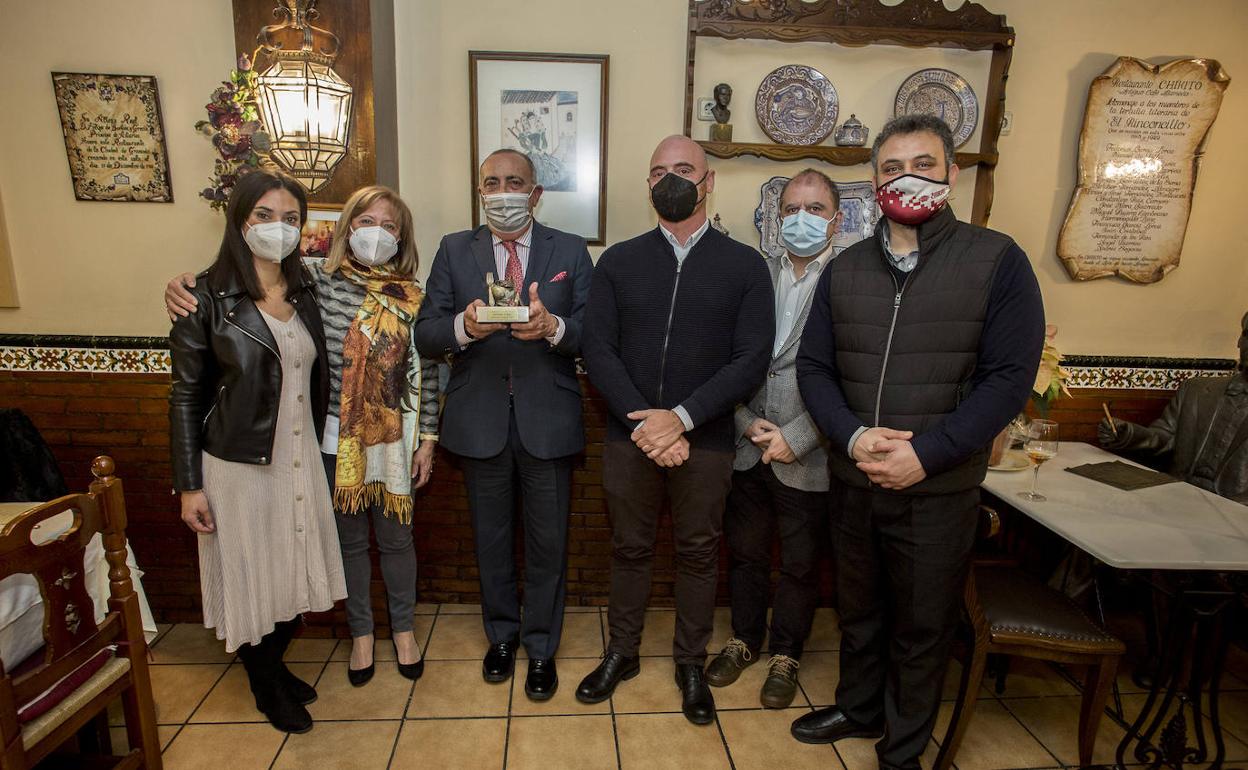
left=321, top=453, right=417, bottom=638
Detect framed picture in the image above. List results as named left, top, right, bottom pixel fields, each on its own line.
left=301, top=208, right=341, bottom=259
left=51, top=72, right=173, bottom=203
left=469, top=51, right=609, bottom=245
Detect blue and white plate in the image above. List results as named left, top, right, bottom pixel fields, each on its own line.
left=754, top=177, right=878, bottom=259
left=755, top=65, right=838, bottom=146
left=894, top=68, right=979, bottom=148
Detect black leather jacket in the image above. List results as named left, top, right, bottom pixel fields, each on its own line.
left=169, top=265, right=329, bottom=492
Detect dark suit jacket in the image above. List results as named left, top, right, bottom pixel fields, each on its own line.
left=415, top=222, right=593, bottom=460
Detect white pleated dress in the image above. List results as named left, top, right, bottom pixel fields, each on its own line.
left=198, top=310, right=347, bottom=652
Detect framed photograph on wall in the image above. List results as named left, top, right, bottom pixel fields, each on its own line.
left=469, top=51, right=609, bottom=245
left=301, top=207, right=341, bottom=259
left=51, top=72, right=173, bottom=203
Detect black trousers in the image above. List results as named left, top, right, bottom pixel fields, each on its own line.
left=459, top=412, right=573, bottom=660
left=832, top=480, right=978, bottom=770
left=724, top=462, right=828, bottom=658
left=602, top=440, right=734, bottom=664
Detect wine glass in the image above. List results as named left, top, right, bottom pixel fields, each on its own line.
left=1019, top=419, right=1058, bottom=502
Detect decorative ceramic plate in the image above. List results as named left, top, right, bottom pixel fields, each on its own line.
left=754, top=65, right=839, bottom=145
left=754, top=177, right=878, bottom=259
left=988, top=449, right=1030, bottom=472
left=893, top=68, right=979, bottom=148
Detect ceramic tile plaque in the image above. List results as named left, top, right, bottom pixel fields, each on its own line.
left=1057, top=58, right=1229, bottom=283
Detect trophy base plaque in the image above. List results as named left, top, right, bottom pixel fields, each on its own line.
left=477, top=306, right=529, bottom=324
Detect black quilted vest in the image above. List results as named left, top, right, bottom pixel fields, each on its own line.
left=826, top=206, right=1013, bottom=494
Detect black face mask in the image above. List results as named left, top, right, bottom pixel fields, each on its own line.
left=650, top=171, right=707, bottom=223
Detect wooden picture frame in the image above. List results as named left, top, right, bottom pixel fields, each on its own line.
left=469, top=51, right=609, bottom=245
left=51, top=72, right=173, bottom=203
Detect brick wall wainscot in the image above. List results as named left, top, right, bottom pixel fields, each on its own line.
left=1, top=340, right=1233, bottom=637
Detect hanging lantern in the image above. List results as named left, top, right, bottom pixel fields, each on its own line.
left=254, top=0, right=353, bottom=193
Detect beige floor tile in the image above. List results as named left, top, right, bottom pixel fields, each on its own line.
left=390, top=717, right=507, bottom=770
left=283, top=637, right=338, bottom=662
left=414, top=602, right=438, bottom=615
left=108, top=723, right=181, bottom=752
left=565, top=604, right=602, bottom=613
left=509, top=656, right=611, bottom=715
left=150, top=663, right=229, bottom=724
left=308, top=662, right=414, bottom=720
left=190, top=662, right=322, bottom=723
left=941, top=660, right=1002, bottom=702
left=150, top=623, right=173, bottom=646
left=327, top=615, right=436, bottom=663
left=836, top=736, right=941, bottom=770
left=272, top=719, right=401, bottom=769
left=439, top=603, right=481, bottom=614
left=796, top=651, right=839, bottom=708
left=710, top=654, right=811, bottom=711
left=150, top=623, right=235, bottom=665
left=405, top=659, right=510, bottom=718
left=507, top=714, right=617, bottom=770
left=1219, top=690, right=1248, bottom=741
left=638, top=609, right=678, bottom=657
left=1006, top=694, right=1125, bottom=766
left=161, top=723, right=285, bottom=770
left=616, top=712, right=730, bottom=769
left=805, top=608, right=841, bottom=652
left=425, top=612, right=490, bottom=661
left=718, top=708, right=842, bottom=770
left=993, top=658, right=1079, bottom=698
left=933, top=699, right=1056, bottom=769
left=612, top=656, right=682, bottom=714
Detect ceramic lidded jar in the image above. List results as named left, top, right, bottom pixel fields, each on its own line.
left=834, top=114, right=869, bottom=147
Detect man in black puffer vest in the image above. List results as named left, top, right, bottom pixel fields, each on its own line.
left=792, top=115, right=1045, bottom=769
left=576, top=135, right=774, bottom=726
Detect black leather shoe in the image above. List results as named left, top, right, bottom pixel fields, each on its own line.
left=575, top=653, right=640, bottom=704
left=483, top=638, right=518, bottom=683
left=790, top=706, right=884, bottom=744
left=675, top=663, right=716, bottom=725
left=259, top=689, right=314, bottom=734
left=525, top=658, right=558, bottom=700
left=278, top=667, right=318, bottom=705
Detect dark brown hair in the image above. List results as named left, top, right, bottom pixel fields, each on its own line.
left=209, top=168, right=308, bottom=300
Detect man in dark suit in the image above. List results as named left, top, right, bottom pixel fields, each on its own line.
left=415, top=148, right=593, bottom=700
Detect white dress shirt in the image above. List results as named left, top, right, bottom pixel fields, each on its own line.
left=454, top=224, right=565, bottom=347
left=773, top=244, right=835, bottom=357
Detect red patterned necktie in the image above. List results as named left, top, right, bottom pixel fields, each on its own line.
left=502, top=240, right=523, bottom=291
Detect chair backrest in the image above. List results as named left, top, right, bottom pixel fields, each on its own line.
left=0, top=457, right=133, bottom=708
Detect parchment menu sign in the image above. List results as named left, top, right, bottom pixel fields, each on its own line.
left=51, top=73, right=173, bottom=203
left=1057, top=58, right=1228, bottom=283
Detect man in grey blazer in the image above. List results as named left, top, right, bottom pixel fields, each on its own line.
left=415, top=149, right=593, bottom=700
left=705, top=169, right=838, bottom=708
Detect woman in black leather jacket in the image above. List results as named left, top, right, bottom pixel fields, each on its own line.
left=168, top=169, right=346, bottom=735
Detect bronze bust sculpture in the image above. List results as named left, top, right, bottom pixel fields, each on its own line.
left=709, top=83, right=733, bottom=142
left=1099, top=311, right=1248, bottom=503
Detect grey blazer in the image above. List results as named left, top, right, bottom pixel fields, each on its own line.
left=734, top=256, right=831, bottom=492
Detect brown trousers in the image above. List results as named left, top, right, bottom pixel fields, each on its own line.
left=602, top=440, right=734, bottom=664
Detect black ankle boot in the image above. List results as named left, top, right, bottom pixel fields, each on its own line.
left=238, top=636, right=313, bottom=734
left=270, top=618, right=317, bottom=705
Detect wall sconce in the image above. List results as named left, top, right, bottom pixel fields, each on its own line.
left=254, top=0, right=353, bottom=193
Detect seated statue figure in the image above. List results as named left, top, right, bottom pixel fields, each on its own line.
left=1098, top=311, right=1248, bottom=504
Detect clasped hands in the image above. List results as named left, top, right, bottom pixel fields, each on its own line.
left=852, top=426, right=926, bottom=490
left=744, top=419, right=796, bottom=464
left=628, top=409, right=689, bottom=468
left=465, top=282, right=557, bottom=341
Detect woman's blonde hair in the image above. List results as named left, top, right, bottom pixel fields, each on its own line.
left=324, top=185, right=419, bottom=277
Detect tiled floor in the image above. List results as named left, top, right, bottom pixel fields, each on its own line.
left=109, top=605, right=1248, bottom=769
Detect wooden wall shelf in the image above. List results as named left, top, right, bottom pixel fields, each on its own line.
left=698, top=141, right=998, bottom=169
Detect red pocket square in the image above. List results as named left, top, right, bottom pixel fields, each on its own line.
left=549, top=271, right=568, bottom=283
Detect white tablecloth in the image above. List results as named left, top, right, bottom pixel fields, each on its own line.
left=0, top=503, right=158, bottom=669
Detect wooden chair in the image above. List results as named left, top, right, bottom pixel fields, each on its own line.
left=936, top=507, right=1125, bottom=770
left=0, top=456, right=161, bottom=769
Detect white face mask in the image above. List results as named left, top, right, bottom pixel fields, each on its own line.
left=244, top=221, right=300, bottom=263
left=348, top=226, right=399, bottom=267
left=481, top=191, right=534, bottom=233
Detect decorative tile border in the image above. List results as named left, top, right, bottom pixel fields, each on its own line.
left=1064, top=355, right=1236, bottom=391
left=0, top=335, right=170, bottom=374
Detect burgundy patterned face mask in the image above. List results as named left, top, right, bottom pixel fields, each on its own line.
left=875, top=173, right=950, bottom=226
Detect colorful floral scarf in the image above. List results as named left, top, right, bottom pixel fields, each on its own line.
left=334, top=261, right=424, bottom=522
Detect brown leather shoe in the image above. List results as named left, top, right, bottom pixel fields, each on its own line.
left=759, top=654, right=799, bottom=708
left=704, top=637, right=759, bottom=687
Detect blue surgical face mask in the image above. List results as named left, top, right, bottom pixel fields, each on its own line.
left=780, top=209, right=834, bottom=258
